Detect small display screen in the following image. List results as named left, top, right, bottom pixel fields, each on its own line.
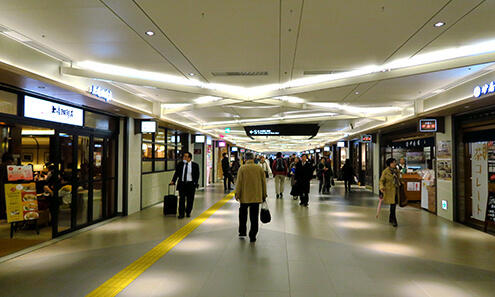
left=337, top=141, right=345, bottom=148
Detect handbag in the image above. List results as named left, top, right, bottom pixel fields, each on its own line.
left=260, top=201, right=271, bottom=224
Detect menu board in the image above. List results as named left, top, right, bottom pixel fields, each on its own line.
left=7, top=165, right=34, bottom=182
left=486, top=193, right=495, bottom=223
left=4, top=183, right=38, bottom=223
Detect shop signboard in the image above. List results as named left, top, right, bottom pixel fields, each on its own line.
left=471, top=142, right=488, bottom=221
left=324, top=146, right=330, bottom=152
left=419, top=119, right=437, bottom=132
left=4, top=183, right=38, bottom=223
left=89, top=85, right=112, bottom=102
left=361, top=135, right=372, bottom=143
left=473, top=81, right=495, bottom=98
left=337, top=141, right=345, bottom=148
left=24, top=96, right=83, bottom=126
left=194, top=135, right=206, bottom=143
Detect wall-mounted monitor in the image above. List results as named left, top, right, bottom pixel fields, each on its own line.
left=231, top=147, right=238, bottom=152
left=218, top=141, right=226, bottom=147
left=141, top=121, right=157, bottom=133
left=324, top=146, right=330, bottom=152
left=337, top=141, right=346, bottom=148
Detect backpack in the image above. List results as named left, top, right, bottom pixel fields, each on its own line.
left=275, top=158, right=286, bottom=171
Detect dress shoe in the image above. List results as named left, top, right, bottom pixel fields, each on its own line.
left=392, top=220, right=398, bottom=227
left=178, top=215, right=184, bottom=219
left=186, top=213, right=191, bottom=217
left=250, top=238, right=256, bottom=243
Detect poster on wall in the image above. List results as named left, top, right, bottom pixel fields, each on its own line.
left=488, top=141, right=495, bottom=184
left=4, top=183, right=38, bottom=223
left=472, top=142, right=488, bottom=221
left=437, top=160, right=452, bottom=181
left=437, top=140, right=452, bottom=159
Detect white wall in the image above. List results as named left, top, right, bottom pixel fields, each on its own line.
left=142, top=171, right=175, bottom=208
left=436, top=115, right=454, bottom=221
left=373, top=134, right=381, bottom=194
left=127, top=118, right=142, bottom=214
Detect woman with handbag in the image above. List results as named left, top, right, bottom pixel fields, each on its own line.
left=289, top=157, right=299, bottom=200
left=379, top=158, right=401, bottom=227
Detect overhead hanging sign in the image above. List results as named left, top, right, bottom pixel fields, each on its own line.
left=419, top=119, right=437, bottom=132
left=24, top=96, right=84, bottom=126
left=473, top=81, right=495, bottom=98
left=361, top=135, right=372, bottom=143
left=244, top=124, right=319, bottom=137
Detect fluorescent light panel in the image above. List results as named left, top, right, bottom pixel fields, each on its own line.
left=75, top=39, right=495, bottom=98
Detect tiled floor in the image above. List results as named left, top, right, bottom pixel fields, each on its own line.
left=1, top=180, right=495, bottom=297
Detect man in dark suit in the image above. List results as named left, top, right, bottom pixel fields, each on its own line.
left=170, top=152, right=200, bottom=219
left=295, top=154, right=313, bottom=207
left=222, top=153, right=233, bottom=192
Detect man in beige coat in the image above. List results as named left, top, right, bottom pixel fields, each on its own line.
left=235, top=152, right=267, bottom=242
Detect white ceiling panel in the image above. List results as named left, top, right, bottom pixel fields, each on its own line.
left=356, top=63, right=493, bottom=104
left=136, top=0, right=279, bottom=86
left=292, top=0, right=450, bottom=77
left=418, top=0, right=495, bottom=55
left=0, top=0, right=181, bottom=75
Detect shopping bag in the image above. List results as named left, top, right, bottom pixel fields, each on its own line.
left=260, top=201, right=271, bottom=224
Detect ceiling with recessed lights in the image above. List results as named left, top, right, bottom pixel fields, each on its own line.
left=1, top=0, right=495, bottom=152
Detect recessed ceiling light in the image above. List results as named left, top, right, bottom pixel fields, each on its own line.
left=355, top=91, right=359, bottom=95
left=434, top=22, right=445, bottom=27
left=189, top=73, right=195, bottom=76
left=145, top=31, right=155, bottom=36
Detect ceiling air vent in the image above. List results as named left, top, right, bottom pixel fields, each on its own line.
left=303, top=70, right=348, bottom=75
left=211, top=71, right=268, bottom=76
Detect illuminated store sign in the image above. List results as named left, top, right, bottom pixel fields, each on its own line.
left=89, top=85, right=112, bottom=102
left=337, top=141, right=345, bottom=148
left=24, top=96, right=83, bottom=126
left=324, top=146, right=330, bottom=152
left=141, top=121, right=157, bottom=133
left=361, top=135, right=372, bottom=143
left=419, top=119, right=437, bottom=132
left=194, top=135, right=205, bottom=143
left=442, top=200, right=448, bottom=210
left=473, top=81, right=495, bottom=98
left=231, top=147, right=238, bottom=152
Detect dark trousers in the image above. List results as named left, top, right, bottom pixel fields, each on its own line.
left=300, top=192, right=309, bottom=206
left=389, top=193, right=398, bottom=223
left=324, top=177, right=331, bottom=193
left=239, top=203, right=260, bottom=240
left=344, top=179, right=352, bottom=192
left=318, top=178, right=324, bottom=193
left=178, top=182, right=196, bottom=216
left=224, top=173, right=233, bottom=190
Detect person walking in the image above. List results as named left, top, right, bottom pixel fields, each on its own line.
left=272, top=152, right=288, bottom=199
left=323, top=158, right=334, bottom=194
left=295, top=154, right=313, bottom=207
left=317, top=157, right=327, bottom=194
left=235, top=152, right=267, bottom=243
left=289, top=157, right=299, bottom=200
left=259, top=155, right=272, bottom=179
left=170, top=152, right=200, bottom=219
left=379, top=158, right=401, bottom=227
left=222, top=153, right=233, bottom=192
left=341, top=159, right=354, bottom=193
left=231, top=157, right=241, bottom=182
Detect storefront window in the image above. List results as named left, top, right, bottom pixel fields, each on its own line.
left=0, top=90, right=17, bottom=115
left=142, top=127, right=172, bottom=173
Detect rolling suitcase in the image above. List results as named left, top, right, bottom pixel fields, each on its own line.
left=163, top=185, right=178, bottom=215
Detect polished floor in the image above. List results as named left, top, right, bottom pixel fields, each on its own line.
left=1, top=180, right=495, bottom=297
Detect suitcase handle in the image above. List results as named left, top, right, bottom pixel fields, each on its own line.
left=168, top=184, right=176, bottom=195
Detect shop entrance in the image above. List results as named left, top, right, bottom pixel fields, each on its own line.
left=0, top=122, right=117, bottom=256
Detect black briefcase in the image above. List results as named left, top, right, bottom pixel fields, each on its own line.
left=163, top=185, right=178, bottom=215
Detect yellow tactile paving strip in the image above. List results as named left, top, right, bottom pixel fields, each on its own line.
left=86, top=192, right=234, bottom=297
